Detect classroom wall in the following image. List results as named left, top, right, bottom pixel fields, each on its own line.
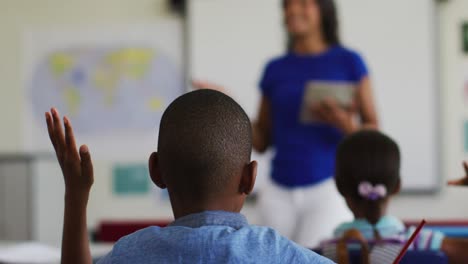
left=0, top=0, right=178, bottom=245
left=1, top=0, right=468, bottom=246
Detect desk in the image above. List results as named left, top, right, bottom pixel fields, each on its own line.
left=405, top=220, right=468, bottom=238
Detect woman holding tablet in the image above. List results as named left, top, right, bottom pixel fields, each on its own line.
left=195, top=0, right=378, bottom=247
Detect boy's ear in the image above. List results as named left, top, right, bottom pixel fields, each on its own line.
left=239, top=160, right=257, bottom=195
left=148, top=152, right=167, bottom=189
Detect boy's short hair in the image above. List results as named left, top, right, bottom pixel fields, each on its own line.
left=157, top=89, right=252, bottom=200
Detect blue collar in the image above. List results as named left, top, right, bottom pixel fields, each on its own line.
left=169, top=211, right=249, bottom=229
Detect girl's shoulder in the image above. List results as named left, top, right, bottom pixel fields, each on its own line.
left=333, top=216, right=405, bottom=238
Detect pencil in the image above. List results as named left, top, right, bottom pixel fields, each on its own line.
left=392, top=219, right=427, bottom=264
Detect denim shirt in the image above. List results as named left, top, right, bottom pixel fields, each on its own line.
left=97, top=211, right=333, bottom=264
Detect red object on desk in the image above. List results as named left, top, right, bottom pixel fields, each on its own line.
left=97, top=220, right=172, bottom=242
left=393, top=219, right=427, bottom=264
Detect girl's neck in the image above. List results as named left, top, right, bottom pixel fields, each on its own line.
left=354, top=212, right=384, bottom=221
left=292, top=33, right=329, bottom=55
left=352, top=201, right=389, bottom=223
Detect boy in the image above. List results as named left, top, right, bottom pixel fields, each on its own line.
left=45, top=90, right=333, bottom=263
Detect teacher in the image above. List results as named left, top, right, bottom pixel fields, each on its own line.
left=195, top=0, right=378, bottom=247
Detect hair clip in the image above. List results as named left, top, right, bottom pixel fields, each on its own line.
left=358, top=181, right=387, bottom=201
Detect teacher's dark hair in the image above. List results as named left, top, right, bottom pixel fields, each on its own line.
left=283, top=0, right=340, bottom=49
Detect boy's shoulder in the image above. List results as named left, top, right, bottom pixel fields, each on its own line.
left=98, top=225, right=333, bottom=264
left=250, top=226, right=334, bottom=263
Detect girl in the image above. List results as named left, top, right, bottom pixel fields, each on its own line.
left=330, top=130, right=468, bottom=263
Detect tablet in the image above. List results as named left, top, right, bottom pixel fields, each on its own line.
left=300, top=81, right=356, bottom=124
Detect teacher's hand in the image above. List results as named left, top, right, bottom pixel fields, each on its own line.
left=311, top=98, right=357, bottom=134
left=448, top=161, right=468, bottom=186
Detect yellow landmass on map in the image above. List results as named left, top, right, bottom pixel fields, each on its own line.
left=147, top=97, right=164, bottom=111
left=63, top=86, right=81, bottom=115
left=49, top=53, right=74, bottom=76
left=93, top=67, right=119, bottom=106
left=94, top=68, right=118, bottom=89
left=106, top=48, right=154, bottom=79
left=90, top=48, right=157, bottom=108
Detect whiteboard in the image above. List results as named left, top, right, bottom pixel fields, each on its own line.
left=188, top=0, right=439, bottom=192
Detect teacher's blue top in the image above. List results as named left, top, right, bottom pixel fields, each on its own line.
left=259, top=45, right=368, bottom=188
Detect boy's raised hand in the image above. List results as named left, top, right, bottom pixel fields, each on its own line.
left=45, top=108, right=94, bottom=199
left=448, top=161, right=468, bottom=186
left=46, top=108, right=94, bottom=264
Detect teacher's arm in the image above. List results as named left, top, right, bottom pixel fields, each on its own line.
left=356, top=77, right=379, bottom=130
left=252, top=96, right=272, bottom=153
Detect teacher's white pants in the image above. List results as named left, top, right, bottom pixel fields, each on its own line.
left=258, top=178, right=353, bottom=248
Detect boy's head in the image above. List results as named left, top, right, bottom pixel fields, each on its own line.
left=149, top=89, right=257, bottom=218
left=335, top=130, right=401, bottom=224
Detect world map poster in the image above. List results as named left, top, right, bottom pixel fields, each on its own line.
left=23, top=21, right=185, bottom=160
